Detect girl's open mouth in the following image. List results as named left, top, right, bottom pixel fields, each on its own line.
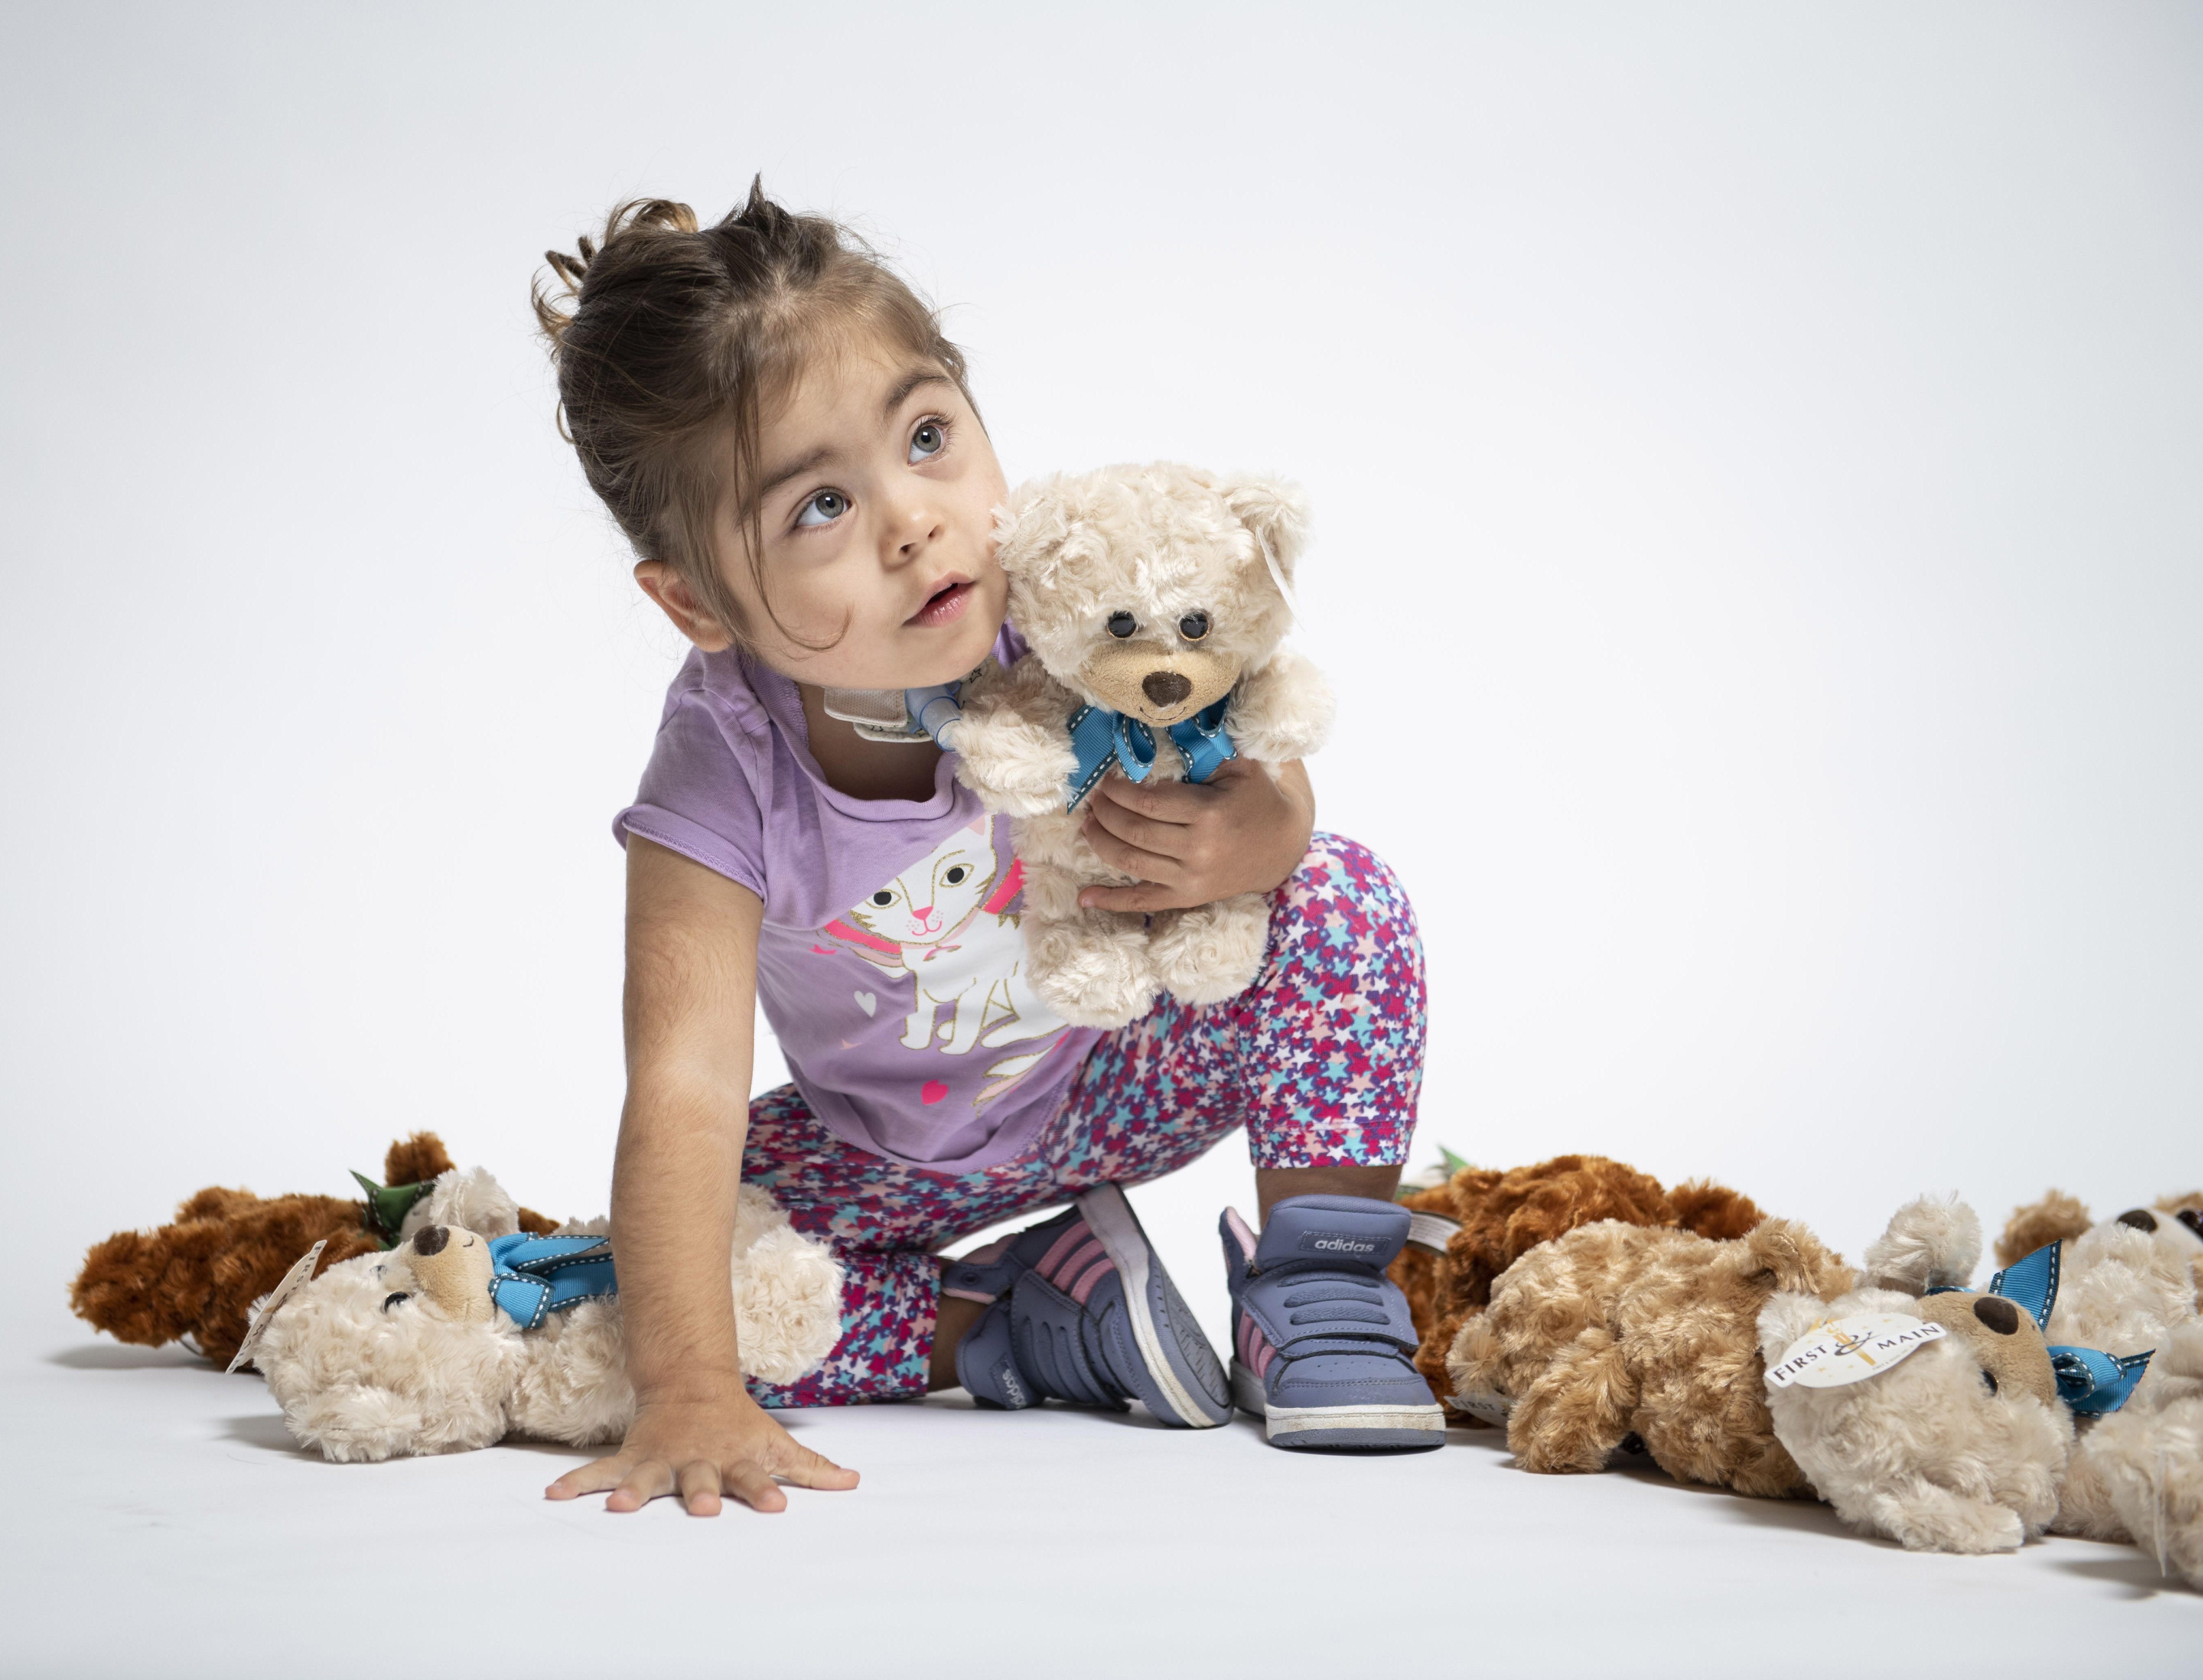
left=906, top=577, right=974, bottom=628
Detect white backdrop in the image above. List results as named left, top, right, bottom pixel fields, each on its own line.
left=4, top=2, right=2199, bottom=1332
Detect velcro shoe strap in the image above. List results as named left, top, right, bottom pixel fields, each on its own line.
left=1238, top=1271, right=1419, bottom=1355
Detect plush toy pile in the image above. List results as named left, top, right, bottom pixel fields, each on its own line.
left=1399, top=1152, right=2202, bottom=1587
left=1389, top=1153, right=1765, bottom=1411
left=72, top=1141, right=845, bottom=1462
left=250, top=1162, right=843, bottom=1461
left=68, top=1133, right=556, bottom=1367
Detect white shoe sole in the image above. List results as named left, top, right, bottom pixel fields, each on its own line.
left=1076, top=1184, right=1226, bottom=1429
left=1231, top=1359, right=1447, bottom=1447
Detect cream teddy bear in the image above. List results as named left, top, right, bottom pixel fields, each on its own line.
left=1761, top=1194, right=2196, bottom=1582
left=248, top=1166, right=843, bottom=1461
left=1757, top=1199, right=2077, bottom=1555
left=948, top=463, right=1334, bottom=1028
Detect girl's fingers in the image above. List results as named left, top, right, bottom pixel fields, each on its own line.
left=725, top=1461, right=788, bottom=1513
left=1093, top=770, right=1210, bottom=822
left=1080, top=823, right=1181, bottom=887
left=1080, top=879, right=1197, bottom=914
left=546, top=1452, right=633, bottom=1499
left=677, top=1459, right=725, bottom=1517
left=1085, top=794, right=1184, bottom=857
left=774, top=1443, right=861, bottom=1490
left=605, top=1457, right=674, bottom=1513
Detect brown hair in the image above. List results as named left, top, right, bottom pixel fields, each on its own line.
left=532, top=178, right=974, bottom=648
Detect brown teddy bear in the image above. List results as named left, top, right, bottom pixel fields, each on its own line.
left=1445, top=1214, right=1856, bottom=1496
left=1390, top=1153, right=1765, bottom=1409
left=69, top=1134, right=555, bottom=1367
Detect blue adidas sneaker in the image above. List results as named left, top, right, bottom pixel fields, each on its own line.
left=1222, top=1194, right=1447, bottom=1449
left=943, top=1184, right=1231, bottom=1428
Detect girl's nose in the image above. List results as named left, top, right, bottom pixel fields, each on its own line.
left=889, top=494, right=944, bottom=560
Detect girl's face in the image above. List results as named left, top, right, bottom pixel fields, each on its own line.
left=637, top=346, right=1010, bottom=691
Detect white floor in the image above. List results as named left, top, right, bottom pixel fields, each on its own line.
left=11, top=1297, right=2196, bottom=1680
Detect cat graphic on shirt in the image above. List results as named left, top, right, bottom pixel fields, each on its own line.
left=826, top=819, right=1064, bottom=1073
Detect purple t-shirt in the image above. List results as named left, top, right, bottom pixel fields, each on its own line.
left=614, top=629, right=1100, bottom=1173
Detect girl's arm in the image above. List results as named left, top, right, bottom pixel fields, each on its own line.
left=546, top=836, right=859, bottom=1516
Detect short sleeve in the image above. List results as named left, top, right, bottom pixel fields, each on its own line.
left=612, top=690, right=769, bottom=901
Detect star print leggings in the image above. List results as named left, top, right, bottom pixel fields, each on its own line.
left=740, top=832, right=1425, bottom=1407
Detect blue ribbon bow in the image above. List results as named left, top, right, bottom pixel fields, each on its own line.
left=487, top=1233, right=618, bottom=1331
left=1929, top=1240, right=2153, bottom=1417
left=1064, top=698, right=1236, bottom=811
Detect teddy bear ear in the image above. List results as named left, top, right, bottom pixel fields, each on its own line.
left=1864, top=1195, right=1983, bottom=1295
left=1212, top=474, right=1310, bottom=609
left=989, top=480, right=1073, bottom=582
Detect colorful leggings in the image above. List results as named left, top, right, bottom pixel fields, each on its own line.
left=742, top=832, right=1425, bottom=1406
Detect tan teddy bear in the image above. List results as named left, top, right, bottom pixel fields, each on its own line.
left=1390, top=1153, right=1765, bottom=1409
left=947, top=462, right=1334, bottom=1028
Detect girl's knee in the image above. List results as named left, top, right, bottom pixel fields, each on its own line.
left=1282, top=832, right=1419, bottom=936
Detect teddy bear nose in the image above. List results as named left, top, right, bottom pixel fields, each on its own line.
left=412, top=1225, right=450, bottom=1256
left=1142, top=671, right=1192, bottom=707
left=2117, top=1208, right=2158, bottom=1233
left=1973, top=1296, right=2019, bottom=1335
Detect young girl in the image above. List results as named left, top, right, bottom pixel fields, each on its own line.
left=538, top=184, right=1438, bottom=1516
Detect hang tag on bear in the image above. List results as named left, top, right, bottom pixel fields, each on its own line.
left=226, top=1239, right=328, bottom=1374
left=1765, top=1311, right=1947, bottom=1390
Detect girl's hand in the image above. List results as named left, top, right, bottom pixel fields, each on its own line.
left=1077, top=759, right=1314, bottom=914
left=546, top=1383, right=859, bottom=1515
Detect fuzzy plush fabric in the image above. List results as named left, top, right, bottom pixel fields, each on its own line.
left=1761, top=1198, right=2072, bottom=1554
left=951, top=463, right=1334, bottom=1028
left=2040, top=1219, right=2203, bottom=1586
left=1998, top=1188, right=2203, bottom=1309
left=1758, top=1196, right=2203, bottom=1581
left=1445, top=1216, right=1853, bottom=1496
left=253, top=1175, right=843, bottom=1461
left=67, top=1133, right=556, bottom=1367
left=1392, top=1154, right=1763, bottom=1410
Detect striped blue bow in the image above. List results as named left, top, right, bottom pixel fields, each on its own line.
left=1065, top=698, right=1236, bottom=811
left=487, top=1233, right=617, bottom=1331
left=1934, top=1241, right=2153, bottom=1416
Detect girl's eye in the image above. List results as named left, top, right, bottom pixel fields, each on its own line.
left=382, top=1292, right=410, bottom=1312
left=1178, top=612, right=1211, bottom=642
left=943, top=865, right=970, bottom=886
left=909, top=421, right=946, bottom=463
left=1107, top=612, right=1137, bottom=639
left=796, top=490, right=849, bottom=528
left=871, top=889, right=896, bottom=906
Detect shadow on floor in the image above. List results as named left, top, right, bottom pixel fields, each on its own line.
left=2052, top=1545, right=2195, bottom=1599
left=221, top=1413, right=301, bottom=1452
left=47, top=1342, right=217, bottom=1372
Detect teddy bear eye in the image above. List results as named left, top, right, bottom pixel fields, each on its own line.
left=382, top=1292, right=411, bottom=1312
left=1178, top=612, right=1210, bottom=642
left=1106, top=611, right=1137, bottom=639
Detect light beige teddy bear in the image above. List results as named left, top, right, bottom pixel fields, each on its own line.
left=1761, top=1194, right=2199, bottom=1585
left=248, top=1166, right=842, bottom=1461
left=949, top=463, right=1334, bottom=1028
left=1757, top=1198, right=2074, bottom=1555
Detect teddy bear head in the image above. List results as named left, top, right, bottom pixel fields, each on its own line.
left=992, top=462, right=1305, bottom=729
left=374, top=1223, right=498, bottom=1323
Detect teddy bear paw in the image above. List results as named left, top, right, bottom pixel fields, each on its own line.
left=951, top=713, right=1077, bottom=815
left=1028, top=927, right=1158, bottom=1028
left=1146, top=897, right=1268, bottom=1005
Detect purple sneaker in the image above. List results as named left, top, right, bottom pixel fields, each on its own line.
left=1222, top=1194, right=1446, bottom=1450
left=943, top=1184, right=1231, bottom=1428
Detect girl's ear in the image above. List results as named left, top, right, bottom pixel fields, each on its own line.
left=1214, top=474, right=1310, bottom=586
left=635, top=561, right=735, bottom=652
